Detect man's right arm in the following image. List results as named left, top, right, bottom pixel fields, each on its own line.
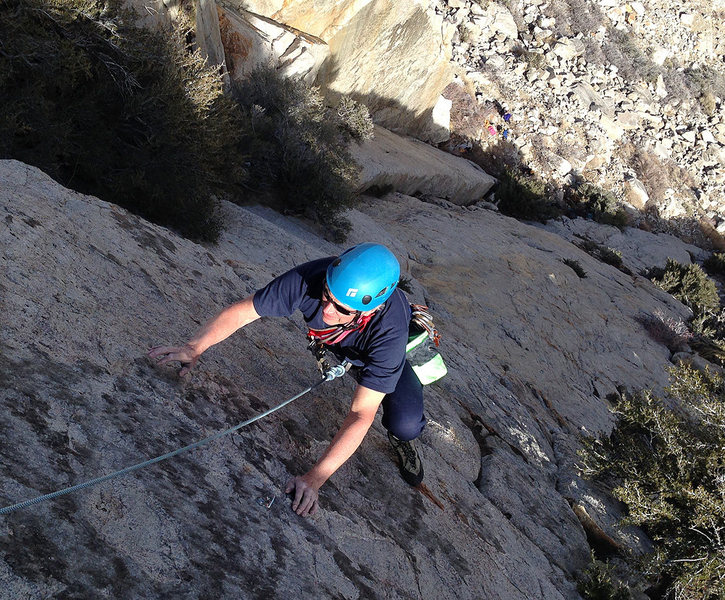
left=148, top=295, right=261, bottom=375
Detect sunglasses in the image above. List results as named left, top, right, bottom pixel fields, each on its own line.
left=322, top=285, right=358, bottom=316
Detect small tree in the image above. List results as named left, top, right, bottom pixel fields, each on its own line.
left=650, top=259, right=720, bottom=314
left=495, top=167, right=561, bottom=222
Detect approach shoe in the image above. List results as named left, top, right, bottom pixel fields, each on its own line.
left=388, top=432, right=424, bottom=487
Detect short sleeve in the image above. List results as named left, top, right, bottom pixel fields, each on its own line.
left=252, top=267, right=308, bottom=318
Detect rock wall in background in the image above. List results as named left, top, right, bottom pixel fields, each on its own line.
left=220, top=0, right=454, bottom=142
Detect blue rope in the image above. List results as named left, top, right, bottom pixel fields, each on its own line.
left=0, top=364, right=347, bottom=516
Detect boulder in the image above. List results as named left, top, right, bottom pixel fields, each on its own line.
left=599, top=114, right=625, bottom=140
left=541, top=216, right=708, bottom=273
left=471, top=3, right=519, bottom=40
left=624, top=177, right=650, bottom=210
left=655, top=74, right=668, bottom=99
left=651, top=46, right=670, bottom=65
left=552, top=37, right=585, bottom=60
left=541, top=150, right=572, bottom=177
left=431, top=95, right=453, bottom=144
left=615, top=111, right=642, bottom=130
left=350, top=125, right=496, bottom=202
left=569, top=82, right=614, bottom=116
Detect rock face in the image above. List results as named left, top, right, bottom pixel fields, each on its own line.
left=196, top=0, right=228, bottom=75
left=224, top=0, right=454, bottom=142
left=540, top=217, right=707, bottom=274
left=1, top=160, right=697, bottom=598
left=217, top=5, right=330, bottom=84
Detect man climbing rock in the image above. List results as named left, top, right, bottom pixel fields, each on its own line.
left=149, top=243, right=426, bottom=517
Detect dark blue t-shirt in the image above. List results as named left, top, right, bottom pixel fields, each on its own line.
left=253, top=257, right=411, bottom=394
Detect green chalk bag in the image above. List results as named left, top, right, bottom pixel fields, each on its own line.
left=407, top=304, right=447, bottom=385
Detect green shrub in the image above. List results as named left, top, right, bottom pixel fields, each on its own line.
left=649, top=258, right=719, bottom=315
left=495, top=167, right=561, bottom=222
left=575, top=238, right=627, bottom=272
left=647, top=258, right=725, bottom=365
left=577, top=555, right=633, bottom=600
left=566, top=183, right=629, bottom=229
left=688, top=309, right=725, bottom=366
left=232, top=67, right=361, bottom=238
left=578, top=364, right=725, bottom=600
left=0, top=0, right=248, bottom=241
left=704, top=252, right=725, bottom=275
left=563, top=258, right=587, bottom=278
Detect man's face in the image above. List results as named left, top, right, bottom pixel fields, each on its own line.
left=321, top=285, right=359, bottom=326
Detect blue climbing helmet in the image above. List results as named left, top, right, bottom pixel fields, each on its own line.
left=326, top=243, right=400, bottom=312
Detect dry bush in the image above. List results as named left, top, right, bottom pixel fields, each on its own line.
left=603, top=28, right=660, bottom=85
left=685, top=66, right=725, bottom=115
left=336, top=96, right=374, bottom=142
left=443, top=81, right=502, bottom=142
left=637, top=309, right=693, bottom=352
left=547, top=0, right=604, bottom=38
left=623, top=145, right=696, bottom=204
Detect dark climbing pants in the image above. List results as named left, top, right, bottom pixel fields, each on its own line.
left=381, top=360, right=426, bottom=441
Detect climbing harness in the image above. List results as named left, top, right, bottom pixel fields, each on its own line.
left=307, top=303, right=447, bottom=386
left=0, top=363, right=349, bottom=516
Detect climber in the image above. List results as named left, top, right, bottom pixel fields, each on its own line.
left=148, top=243, right=426, bottom=518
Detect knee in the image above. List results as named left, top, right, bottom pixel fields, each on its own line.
left=385, top=414, right=426, bottom=441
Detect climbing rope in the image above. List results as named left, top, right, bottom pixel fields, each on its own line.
left=0, top=363, right=349, bottom=516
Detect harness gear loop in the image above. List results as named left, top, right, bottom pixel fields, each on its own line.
left=410, top=304, right=441, bottom=347
left=0, top=364, right=348, bottom=517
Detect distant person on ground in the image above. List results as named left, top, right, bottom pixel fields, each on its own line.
left=149, top=243, right=426, bottom=517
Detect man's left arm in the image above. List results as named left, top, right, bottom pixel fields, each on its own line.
left=286, top=384, right=385, bottom=517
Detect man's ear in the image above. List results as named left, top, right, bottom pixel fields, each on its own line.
left=361, top=307, right=381, bottom=317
